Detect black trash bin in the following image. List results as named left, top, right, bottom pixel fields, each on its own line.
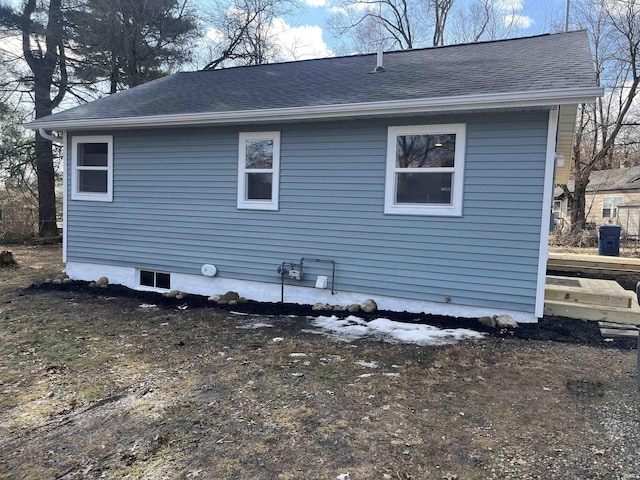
left=598, top=225, right=622, bottom=256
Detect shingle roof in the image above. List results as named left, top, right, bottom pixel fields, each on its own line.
left=28, top=30, right=600, bottom=129
left=555, top=166, right=640, bottom=198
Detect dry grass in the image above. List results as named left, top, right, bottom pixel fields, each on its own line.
left=0, top=245, right=638, bottom=479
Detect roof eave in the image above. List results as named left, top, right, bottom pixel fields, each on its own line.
left=25, top=87, right=604, bottom=131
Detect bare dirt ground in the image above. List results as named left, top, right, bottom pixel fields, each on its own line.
left=1, top=245, right=639, bottom=480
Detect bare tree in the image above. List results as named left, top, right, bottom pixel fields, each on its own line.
left=0, top=0, right=67, bottom=236
left=563, top=0, right=640, bottom=233
left=201, top=0, right=297, bottom=69
left=448, top=0, right=527, bottom=43
left=328, top=0, right=424, bottom=52
left=432, top=0, right=454, bottom=46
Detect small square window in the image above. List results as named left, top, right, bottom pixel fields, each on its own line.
left=140, top=270, right=155, bottom=287
left=238, top=132, right=280, bottom=210
left=139, top=270, right=171, bottom=289
left=156, top=272, right=171, bottom=289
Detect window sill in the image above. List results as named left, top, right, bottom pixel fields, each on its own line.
left=237, top=201, right=279, bottom=211
left=384, top=204, right=462, bottom=216
left=71, top=193, right=113, bottom=202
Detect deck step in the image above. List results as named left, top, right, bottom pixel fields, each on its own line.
left=598, top=321, right=639, bottom=338
left=544, top=299, right=640, bottom=325
left=544, top=285, right=633, bottom=308
left=548, top=252, right=640, bottom=275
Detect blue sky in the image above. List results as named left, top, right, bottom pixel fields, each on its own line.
left=265, top=0, right=571, bottom=60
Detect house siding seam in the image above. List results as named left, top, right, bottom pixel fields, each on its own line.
left=65, top=111, right=549, bottom=314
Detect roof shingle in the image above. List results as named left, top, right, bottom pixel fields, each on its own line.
left=29, top=30, right=599, bottom=127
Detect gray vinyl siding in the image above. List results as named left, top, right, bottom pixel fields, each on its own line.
left=66, top=111, right=549, bottom=313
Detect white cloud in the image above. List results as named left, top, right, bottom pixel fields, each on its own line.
left=503, top=13, right=534, bottom=29
left=270, top=18, right=333, bottom=61
left=328, top=1, right=371, bottom=15
left=205, top=27, right=224, bottom=43
left=303, top=0, right=327, bottom=6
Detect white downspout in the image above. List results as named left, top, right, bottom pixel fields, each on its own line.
left=38, top=128, right=62, bottom=144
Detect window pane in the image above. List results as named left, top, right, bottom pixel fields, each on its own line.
left=140, top=270, right=154, bottom=287
left=78, top=170, right=107, bottom=193
left=396, top=134, right=455, bottom=168
left=247, top=172, right=272, bottom=200
left=246, top=140, right=273, bottom=169
left=156, top=272, right=171, bottom=289
left=78, top=143, right=108, bottom=166
left=396, top=172, right=452, bottom=204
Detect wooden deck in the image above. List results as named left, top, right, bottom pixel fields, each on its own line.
left=544, top=275, right=640, bottom=325
left=548, top=252, right=640, bottom=275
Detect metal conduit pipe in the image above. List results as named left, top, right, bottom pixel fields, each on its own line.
left=277, top=258, right=337, bottom=303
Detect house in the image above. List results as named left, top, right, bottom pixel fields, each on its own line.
left=26, top=31, right=602, bottom=323
left=554, top=166, right=640, bottom=236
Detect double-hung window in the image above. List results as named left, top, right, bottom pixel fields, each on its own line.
left=602, top=196, right=624, bottom=218
left=71, top=135, right=113, bottom=201
left=237, top=132, right=280, bottom=210
left=385, top=124, right=466, bottom=216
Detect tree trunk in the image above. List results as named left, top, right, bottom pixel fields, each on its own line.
left=570, top=175, right=588, bottom=233
left=34, top=135, right=57, bottom=236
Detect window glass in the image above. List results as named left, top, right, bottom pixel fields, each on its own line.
left=396, top=172, right=452, bottom=204
left=246, top=140, right=273, bottom=169
left=156, top=272, right=171, bottom=289
left=396, top=134, right=456, bottom=168
left=140, top=270, right=154, bottom=287
left=78, top=143, right=108, bottom=166
left=247, top=173, right=273, bottom=200
left=78, top=170, right=108, bottom=193
left=602, top=196, right=624, bottom=218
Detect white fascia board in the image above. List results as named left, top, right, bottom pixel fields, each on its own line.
left=25, top=87, right=604, bottom=131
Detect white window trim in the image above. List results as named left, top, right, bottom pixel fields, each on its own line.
left=384, top=124, right=466, bottom=216
left=237, top=131, right=280, bottom=210
left=71, top=135, right=113, bottom=202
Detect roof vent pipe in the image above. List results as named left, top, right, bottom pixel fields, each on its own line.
left=373, top=45, right=385, bottom=73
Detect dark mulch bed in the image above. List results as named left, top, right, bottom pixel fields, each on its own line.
left=26, top=280, right=639, bottom=350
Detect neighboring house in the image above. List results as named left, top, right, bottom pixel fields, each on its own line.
left=26, top=31, right=601, bottom=323
left=554, top=165, right=640, bottom=236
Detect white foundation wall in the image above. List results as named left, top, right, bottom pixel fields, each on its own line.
left=65, top=261, right=538, bottom=323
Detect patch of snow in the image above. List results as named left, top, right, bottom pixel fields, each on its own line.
left=230, top=311, right=249, bottom=316
left=383, top=372, right=400, bottom=377
left=357, top=373, right=374, bottom=379
left=310, top=315, right=485, bottom=346
left=289, top=353, right=307, bottom=357
left=336, top=474, right=350, bottom=480
left=139, top=304, right=158, bottom=309
left=355, top=360, right=378, bottom=369
left=272, top=337, right=284, bottom=342
left=235, top=322, right=274, bottom=329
